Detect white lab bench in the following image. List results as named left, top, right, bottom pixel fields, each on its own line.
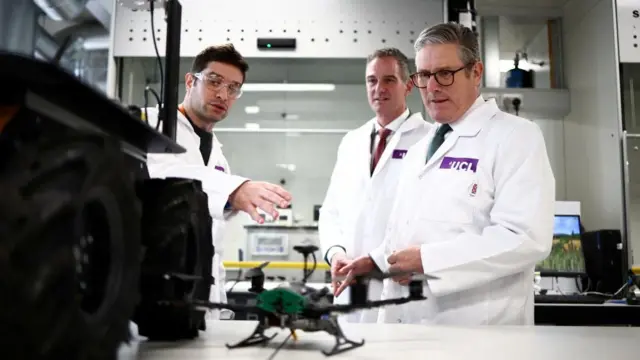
left=120, top=319, right=639, bottom=360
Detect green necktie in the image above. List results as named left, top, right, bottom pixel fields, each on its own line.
left=426, top=124, right=452, bottom=163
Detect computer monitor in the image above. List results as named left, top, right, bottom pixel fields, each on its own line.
left=536, top=214, right=586, bottom=276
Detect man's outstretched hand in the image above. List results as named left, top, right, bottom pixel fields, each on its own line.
left=228, top=181, right=292, bottom=223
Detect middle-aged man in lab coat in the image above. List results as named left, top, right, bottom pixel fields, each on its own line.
left=337, top=22, right=555, bottom=325
left=319, top=48, right=431, bottom=323
left=144, top=44, right=292, bottom=319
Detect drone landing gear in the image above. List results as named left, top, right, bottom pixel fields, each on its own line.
left=322, top=321, right=364, bottom=356
left=225, top=323, right=277, bottom=349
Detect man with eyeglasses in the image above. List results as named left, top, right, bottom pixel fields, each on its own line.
left=145, top=44, right=292, bottom=320
left=337, top=23, right=555, bottom=326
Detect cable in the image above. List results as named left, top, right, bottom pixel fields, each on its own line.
left=145, top=86, right=162, bottom=108
left=148, top=0, right=164, bottom=130
left=228, top=269, right=243, bottom=293
left=512, top=98, right=521, bottom=116
left=582, top=279, right=631, bottom=299
left=52, top=35, right=73, bottom=64
left=303, top=252, right=317, bottom=283
left=144, top=86, right=162, bottom=127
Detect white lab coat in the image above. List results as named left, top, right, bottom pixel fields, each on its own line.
left=319, top=110, right=431, bottom=323
left=144, top=107, right=246, bottom=320
left=370, top=97, right=555, bottom=325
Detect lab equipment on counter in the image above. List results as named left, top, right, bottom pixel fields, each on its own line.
left=244, top=224, right=324, bottom=282
left=505, top=52, right=534, bottom=88
left=249, top=232, right=289, bottom=256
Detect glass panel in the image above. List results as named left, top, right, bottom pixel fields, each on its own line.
left=621, top=63, right=640, bottom=134
left=625, top=136, right=640, bottom=264
left=621, top=63, right=640, bottom=264
left=479, top=15, right=559, bottom=89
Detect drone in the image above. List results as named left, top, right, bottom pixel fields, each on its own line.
left=174, top=245, right=438, bottom=357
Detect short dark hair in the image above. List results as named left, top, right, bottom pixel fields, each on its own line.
left=414, top=22, right=480, bottom=65
left=190, top=43, right=249, bottom=82
left=366, top=47, right=411, bottom=81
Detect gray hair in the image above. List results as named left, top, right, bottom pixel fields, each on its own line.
left=366, top=47, right=411, bottom=81
left=413, top=22, right=480, bottom=65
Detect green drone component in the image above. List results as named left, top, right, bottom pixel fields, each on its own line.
left=256, top=288, right=308, bottom=314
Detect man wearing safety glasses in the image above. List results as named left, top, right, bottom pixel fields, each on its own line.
left=337, top=23, right=555, bottom=326
left=145, top=44, right=292, bottom=320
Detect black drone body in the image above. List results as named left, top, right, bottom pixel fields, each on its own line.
left=191, top=245, right=436, bottom=357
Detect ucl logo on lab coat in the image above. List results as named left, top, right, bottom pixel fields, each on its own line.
left=392, top=149, right=408, bottom=159
left=440, top=156, right=479, bottom=172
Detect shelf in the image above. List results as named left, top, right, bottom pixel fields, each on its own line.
left=480, top=87, right=571, bottom=119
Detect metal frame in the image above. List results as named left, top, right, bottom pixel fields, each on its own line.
left=479, top=15, right=501, bottom=88
left=614, top=0, right=635, bottom=268
left=160, top=0, right=182, bottom=141
left=0, top=0, right=38, bottom=55
left=547, top=18, right=565, bottom=89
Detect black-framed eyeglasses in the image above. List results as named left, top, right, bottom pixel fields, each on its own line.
left=409, top=65, right=470, bottom=88
left=193, top=72, right=243, bottom=99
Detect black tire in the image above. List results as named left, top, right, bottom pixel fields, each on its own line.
left=133, top=178, right=214, bottom=341
left=0, top=134, right=141, bottom=360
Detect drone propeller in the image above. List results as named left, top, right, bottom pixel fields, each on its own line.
left=245, top=261, right=270, bottom=278
left=334, top=269, right=439, bottom=284
left=245, top=261, right=269, bottom=293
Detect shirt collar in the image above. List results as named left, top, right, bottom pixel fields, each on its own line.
left=374, top=107, right=410, bottom=133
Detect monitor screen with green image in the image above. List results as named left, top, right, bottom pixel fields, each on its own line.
left=535, top=215, right=586, bottom=275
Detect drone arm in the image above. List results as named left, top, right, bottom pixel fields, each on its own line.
left=191, top=300, right=262, bottom=314
left=322, top=296, right=418, bottom=314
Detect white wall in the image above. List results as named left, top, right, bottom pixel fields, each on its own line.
left=561, top=0, right=627, bottom=252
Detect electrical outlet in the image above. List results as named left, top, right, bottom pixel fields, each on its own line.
left=502, top=93, right=523, bottom=115
left=502, top=93, right=523, bottom=104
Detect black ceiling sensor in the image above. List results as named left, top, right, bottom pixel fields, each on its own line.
left=257, top=38, right=296, bottom=50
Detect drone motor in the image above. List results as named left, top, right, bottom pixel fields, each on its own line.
left=350, top=277, right=368, bottom=306
left=408, top=280, right=424, bottom=299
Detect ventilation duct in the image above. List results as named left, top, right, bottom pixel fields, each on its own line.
left=54, top=23, right=109, bottom=51
left=0, top=0, right=38, bottom=55
left=35, top=25, right=60, bottom=60
left=34, top=0, right=90, bottom=21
